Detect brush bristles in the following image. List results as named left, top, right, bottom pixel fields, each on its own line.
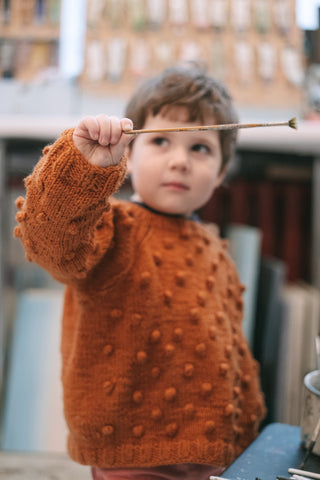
left=289, top=117, right=298, bottom=129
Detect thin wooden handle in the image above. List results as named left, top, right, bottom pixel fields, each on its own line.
left=125, top=117, right=298, bottom=135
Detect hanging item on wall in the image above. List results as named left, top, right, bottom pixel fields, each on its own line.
left=108, top=37, right=126, bottom=82
left=169, top=0, right=188, bottom=28
left=273, top=0, right=292, bottom=36
left=87, top=0, right=105, bottom=28
left=234, top=40, right=254, bottom=85
left=86, top=41, right=106, bottom=82
left=147, top=0, right=166, bottom=30
left=154, top=41, right=175, bottom=69
left=211, top=38, right=227, bottom=80
left=257, top=42, right=276, bottom=83
left=179, top=41, right=202, bottom=65
left=107, top=0, right=123, bottom=29
left=129, top=0, right=147, bottom=31
left=281, top=46, right=304, bottom=87
left=254, top=0, right=271, bottom=34
left=130, top=39, right=151, bottom=77
left=190, top=0, right=210, bottom=30
left=209, top=0, right=228, bottom=30
left=231, top=0, right=251, bottom=32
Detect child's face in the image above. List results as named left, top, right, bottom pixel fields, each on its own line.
left=127, top=109, right=225, bottom=216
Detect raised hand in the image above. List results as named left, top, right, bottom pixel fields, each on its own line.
left=73, top=114, right=133, bottom=167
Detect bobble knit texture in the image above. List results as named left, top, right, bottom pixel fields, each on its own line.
left=14, top=129, right=266, bottom=469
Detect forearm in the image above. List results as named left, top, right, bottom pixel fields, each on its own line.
left=14, top=128, right=127, bottom=282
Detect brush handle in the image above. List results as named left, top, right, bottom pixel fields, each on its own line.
left=126, top=120, right=292, bottom=135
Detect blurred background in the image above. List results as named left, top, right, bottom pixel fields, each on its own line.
left=0, top=0, right=320, bottom=454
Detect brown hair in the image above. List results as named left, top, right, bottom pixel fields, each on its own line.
left=125, top=64, right=239, bottom=170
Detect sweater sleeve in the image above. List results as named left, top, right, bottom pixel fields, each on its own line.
left=14, top=128, right=127, bottom=284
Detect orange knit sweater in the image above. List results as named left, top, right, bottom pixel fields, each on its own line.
left=14, top=129, right=266, bottom=468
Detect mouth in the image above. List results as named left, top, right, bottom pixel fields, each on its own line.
left=162, top=182, right=190, bottom=191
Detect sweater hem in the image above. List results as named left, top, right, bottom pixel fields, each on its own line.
left=67, top=437, right=235, bottom=469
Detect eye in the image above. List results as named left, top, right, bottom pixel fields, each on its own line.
left=191, top=143, right=211, bottom=154
left=152, top=136, right=169, bottom=147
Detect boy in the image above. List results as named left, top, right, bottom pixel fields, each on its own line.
left=14, top=65, right=265, bottom=480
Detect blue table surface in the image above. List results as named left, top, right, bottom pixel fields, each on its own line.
left=223, top=423, right=320, bottom=480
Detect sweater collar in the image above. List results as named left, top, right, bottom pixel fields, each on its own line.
left=131, top=201, right=200, bottom=222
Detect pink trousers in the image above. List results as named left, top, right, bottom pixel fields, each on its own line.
left=91, top=464, right=224, bottom=480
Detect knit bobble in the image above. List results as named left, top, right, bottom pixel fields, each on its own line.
left=164, top=387, right=177, bottom=402
left=42, top=145, right=51, bottom=155
left=204, top=420, right=215, bottom=434
left=185, top=253, right=194, bottom=266
left=103, top=381, right=115, bottom=395
left=140, top=272, right=151, bottom=288
left=183, top=363, right=194, bottom=378
left=166, top=422, right=178, bottom=437
left=197, top=291, right=206, bottom=307
left=206, top=276, right=215, bottom=291
left=219, top=251, right=225, bottom=262
left=123, top=217, right=134, bottom=229
left=103, top=344, right=114, bottom=356
left=151, top=408, right=163, bottom=420
left=153, top=252, right=162, bottom=266
left=163, top=290, right=172, bottom=306
left=208, top=326, right=216, bottom=340
left=136, top=351, right=147, bottom=364
left=225, top=345, right=232, bottom=358
left=24, top=176, right=32, bottom=187
left=201, top=382, right=212, bottom=396
left=102, top=425, right=114, bottom=436
left=133, top=425, right=144, bottom=438
left=225, top=404, right=234, bottom=416
left=227, top=286, right=234, bottom=297
left=211, top=260, right=218, bottom=272
left=238, top=344, right=245, bottom=356
left=151, top=367, right=160, bottom=379
left=190, top=308, right=200, bottom=324
left=184, top=403, right=195, bottom=418
left=219, top=363, right=229, bottom=376
left=13, top=226, right=22, bottom=238
left=250, top=413, right=258, bottom=423
left=195, top=343, right=206, bottom=357
left=175, top=271, right=186, bottom=286
left=173, top=328, right=183, bottom=342
left=236, top=298, right=244, bottom=311
left=195, top=242, right=203, bottom=254
left=132, top=313, right=142, bottom=326
left=15, top=196, right=25, bottom=209
left=150, top=329, right=161, bottom=343
left=240, top=283, right=246, bottom=293
left=233, top=386, right=241, bottom=398
left=242, top=374, right=251, bottom=387
left=110, top=309, right=123, bottom=320
left=133, top=391, right=143, bottom=404
left=165, top=344, right=175, bottom=357
left=216, top=311, right=224, bottom=324
left=16, top=211, right=27, bottom=222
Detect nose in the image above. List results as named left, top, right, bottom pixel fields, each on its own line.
left=168, top=145, right=191, bottom=172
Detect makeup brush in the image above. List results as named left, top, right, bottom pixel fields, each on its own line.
left=125, top=117, right=298, bottom=135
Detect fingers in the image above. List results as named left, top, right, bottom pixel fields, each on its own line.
left=79, top=115, right=133, bottom=146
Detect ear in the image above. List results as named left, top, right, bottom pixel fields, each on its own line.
left=216, top=166, right=227, bottom=188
